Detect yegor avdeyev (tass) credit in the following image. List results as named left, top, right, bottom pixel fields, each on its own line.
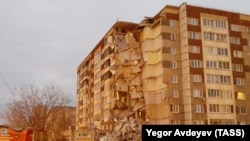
left=142, top=125, right=250, bottom=141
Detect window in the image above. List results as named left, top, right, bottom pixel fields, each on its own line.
left=203, top=18, right=214, bottom=27
left=94, top=51, right=101, bottom=62
left=235, top=78, right=244, bottom=86
left=172, top=75, right=178, bottom=83
left=203, top=18, right=227, bottom=28
left=248, top=40, right=250, bottom=46
left=217, top=48, right=228, bottom=56
left=204, top=32, right=215, bottom=41
left=239, top=121, right=246, bottom=125
left=189, top=31, right=200, bottom=39
left=247, top=26, right=250, bottom=33
left=205, top=19, right=211, bottom=26
left=207, top=74, right=218, bottom=83
left=230, top=24, right=239, bottom=31
left=237, top=107, right=247, bottom=114
left=236, top=92, right=246, bottom=100
left=192, top=60, right=202, bottom=68
left=209, top=104, right=220, bottom=113
left=170, top=47, right=176, bottom=54
left=171, top=120, right=181, bottom=125
left=194, top=105, right=204, bottom=113
left=218, top=61, right=230, bottom=70
left=173, top=90, right=179, bottom=98
left=205, top=46, right=229, bottom=56
left=206, top=74, right=231, bottom=84
left=170, top=34, right=176, bottom=40
left=222, top=90, right=233, bottom=98
left=189, top=45, right=200, bottom=53
left=233, top=64, right=243, bottom=72
left=210, top=119, right=235, bottom=125
left=194, top=120, right=205, bottom=125
left=188, top=18, right=199, bottom=25
left=230, top=37, right=241, bottom=45
left=206, top=60, right=217, bottom=69
left=208, top=89, right=221, bottom=98
left=166, top=19, right=175, bottom=26
left=220, top=75, right=231, bottom=84
left=193, top=74, right=202, bottom=82
left=221, top=105, right=233, bottom=113
left=162, top=33, right=176, bottom=40
left=216, top=20, right=227, bottom=28
left=204, top=32, right=227, bottom=42
left=171, top=105, right=179, bottom=113
left=205, top=46, right=216, bottom=55
left=233, top=50, right=243, bottom=58
left=193, top=89, right=202, bottom=97
left=171, top=61, right=177, bottom=69
left=216, top=33, right=227, bottom=42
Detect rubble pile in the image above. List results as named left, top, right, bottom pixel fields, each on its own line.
left=103, top=115, right=144, bottom=141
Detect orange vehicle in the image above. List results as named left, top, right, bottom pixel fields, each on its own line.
left=0, top=125, right=43, bottom=141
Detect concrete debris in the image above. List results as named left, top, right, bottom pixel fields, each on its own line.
left=116, top=35, right=129, bottom=52
left=102, top=116, right=143, bottom=141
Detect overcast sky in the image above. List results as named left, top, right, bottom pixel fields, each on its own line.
left=0, top=0, right=250, bottom=123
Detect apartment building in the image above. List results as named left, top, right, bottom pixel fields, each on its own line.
left=76, top=3, right=250, bottom=133
left=47, top=106, right=76, bottom=141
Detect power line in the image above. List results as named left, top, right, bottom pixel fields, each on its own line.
left=0, top=72, right=15, bottom=99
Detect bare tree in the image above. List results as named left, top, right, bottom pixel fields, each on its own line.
left=1, top=84, right=71, bottom=140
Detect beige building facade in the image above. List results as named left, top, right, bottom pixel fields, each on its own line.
left=76, top=3, right=250, bottom=133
